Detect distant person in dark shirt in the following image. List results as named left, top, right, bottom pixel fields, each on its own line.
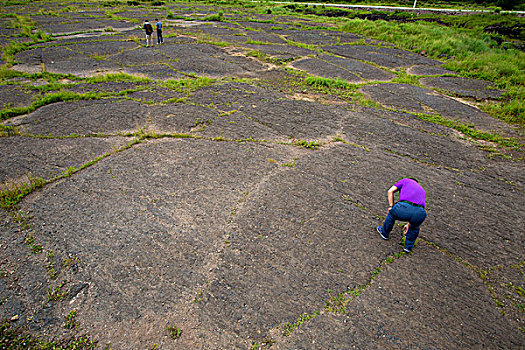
left=377, top=178, right=427, bottom=253
left=155, top=18, right=163, bottom=44
left=143, top=19, right=153, bottom=47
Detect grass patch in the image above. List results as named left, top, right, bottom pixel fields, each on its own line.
left=305, top=76, right=355, bottom=89
left=415, top=112, right=520, bottom=149
left=46, top=250, right=58, bottom=279
left=0, top=177, right=46, bottom=210
left=0, top=321, right=97, bottom=349
left=162, top=77, right=215, bottom=93
left=87, top=72, right=151, bottom=84
left=392, top=71, right=421, bottom=85
left=245, top=50, right=282, bottom=64
left=25, top=234, right=43, bottom=254
left=202, top=11, right=223, bottom=22
left=245, top=38, right=270, bottom=45
left=340, top=17, right=525, bottom=124
left=0, top=149, right=116, bottom=211
left=0, top=91, right=97, bottom=121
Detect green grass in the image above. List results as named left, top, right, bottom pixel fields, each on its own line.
left=64, top=310, right=79, bottom=330
left=270, top=0, right=524, bottom=11
left=0, top=321, right=97, bottom=349
left=47, top=282, right=68, bottom=302
left=333, top=137, right=370, bottom=151
left=202, top=11, right=224, bottom=22
left=339, top=18, right=525, bottom=124
left=391, top=71, right=421, bottom=85
left=161, top=77, right=215, bottom=93
left=0, top=91, right=94, bottom=121
left=87, top=72, right=151, bottom=84
left=305, top=76, right=356, bottom=89
left=416, top=113, right=520, bottom=149
left=293, top=139, right=321, bottom=149
left=0, top=177, right=46, bottom=210
left=282, top=311, right=320, bottom=336
left=166, top=325, right=182, bottom=339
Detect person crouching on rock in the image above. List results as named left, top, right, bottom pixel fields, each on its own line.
left=376, top=177, right=427, bottom=253
left=144, top=19, right=153, bottom=47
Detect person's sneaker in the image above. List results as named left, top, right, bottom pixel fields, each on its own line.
left=377, top=226, right=388, bottom=240
left=403, top=248, right=412, bottom=253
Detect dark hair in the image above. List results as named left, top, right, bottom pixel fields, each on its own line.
left=155, top=18, right=158, bottom=21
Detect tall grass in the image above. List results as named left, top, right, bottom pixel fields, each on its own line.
left=341, top=18, right=525, bottom=124
left=342, top=19, right=497, bottom=57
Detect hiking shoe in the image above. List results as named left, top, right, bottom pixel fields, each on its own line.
left=403, top=248, right=412, bottom=253
left=377, top=226, right=388, bottom=240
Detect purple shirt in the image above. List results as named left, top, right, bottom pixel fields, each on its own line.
left=394, top=178, right=426, bottom=207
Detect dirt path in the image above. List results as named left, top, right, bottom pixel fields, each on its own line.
left=0, top=2, right=523, bottom=349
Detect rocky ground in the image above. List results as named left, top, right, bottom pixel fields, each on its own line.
left=0, top=1, right=523, bottom=349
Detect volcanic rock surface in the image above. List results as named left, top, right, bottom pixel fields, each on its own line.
left=0, top=2, right=523, bottom=350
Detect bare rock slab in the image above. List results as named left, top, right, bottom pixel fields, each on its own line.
left=19, top=139, right=293, bottom=348
left=160, top=43, right=266, bottom=78
left=324, top=45, right=441, bottom=68
left=360, top=83, right=517, bottom=136
left=421, top=76, right=505, bottom=100
left=291, top=54, right=394, bottom=82
left=8, top=99, right=148, bottom=136
left=274, top=246, right=521, bottom=349
left=0, top=85, right=36, bottom=110
left=14, top=45, right=120, bottom=76
left=408, top=64, right=458, bottom=76
left=0, top=136, right=129, bottom=183
left=30, top=14, right=134, bottom=35
left=283, top=30, right=362, bottom=46
left=241, top=43, right=316, bottom=63
left=190, top=82, right=346, bottom=140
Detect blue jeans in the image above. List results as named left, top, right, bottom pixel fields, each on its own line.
left=157, top=29, right=163, bottom=43
left=382, top=201, right=427, bottom=251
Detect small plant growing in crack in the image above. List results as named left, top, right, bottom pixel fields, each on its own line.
left=193, top=290, right=203, bottom=303
left=47, top=281, right=67, bottom=302
left=0, top=177, right=46, bottom=210
left=325, top=252, right=406, bottom=314
left=281, top=158, right=296, bottom=167
left=62, top=166, right=77, bottom=177
left=46, top=250, right=58, bottom=279
left=282, top=311, right=320, bottom=336
left=63, top=254, right=81, bottom=272
left=293, top=140, right=320, bottom=149
left=25, top=234, right=42, bottom=254
left=64, top=310, right=78, bottom=329
left=12, top=210, right=31, bottom=230
left=166, top=325, right=182, bottom=339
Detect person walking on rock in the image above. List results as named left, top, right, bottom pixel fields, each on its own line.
left=155, top=18, right=163, bottom=44
left=143, top=19, right=153, bottom=47
left=377, top=178, right=427, bottom=253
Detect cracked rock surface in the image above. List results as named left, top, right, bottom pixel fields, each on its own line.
left=0, top=2, right=523, bottom=349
